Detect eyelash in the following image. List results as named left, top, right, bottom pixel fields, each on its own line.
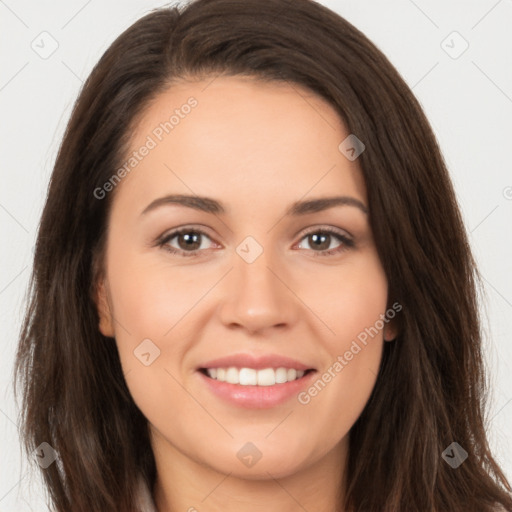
left=156, top=226, right=355, bottom=258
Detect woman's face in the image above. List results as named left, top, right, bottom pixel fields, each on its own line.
left=96, top=75, right=395, bottom=479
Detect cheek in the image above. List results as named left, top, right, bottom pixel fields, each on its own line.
left=105, top=254, right=196, bottom=426
left=106, top=247, right=194, bottom=342
left=303, top=251, right=389, bottom=349
left=295, top=253, right=388, bottom=431
left=102, top=241, right=187, bottom=385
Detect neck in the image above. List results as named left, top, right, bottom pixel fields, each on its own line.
left=151, top=434, right=348, bottom=512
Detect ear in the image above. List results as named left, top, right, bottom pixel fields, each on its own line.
left=383, top=314, right=400, bottom=342
left=95, top=277, right=115, bottom=338
left=383, top=320, right=397, bottom=342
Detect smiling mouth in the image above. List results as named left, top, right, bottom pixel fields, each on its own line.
left=199, top=367, right=316, bottom=386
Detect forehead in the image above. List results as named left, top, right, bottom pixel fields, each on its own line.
left=114, top=75, right=367, bottom=214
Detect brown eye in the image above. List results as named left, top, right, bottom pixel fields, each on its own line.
left=175, top=232, right=202, bottom=251
left=159, top=228, right=213, bottom=257
left=296, top=228, right=354, bottom=257
left=305, top=232, right=333, bottom=251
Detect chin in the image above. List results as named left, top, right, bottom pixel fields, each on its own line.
left=198, top=443, right=313, bottom=481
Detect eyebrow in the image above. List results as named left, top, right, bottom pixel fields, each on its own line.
left=140, top=194, right=368, bottom=217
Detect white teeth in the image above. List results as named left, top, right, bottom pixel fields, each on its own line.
left=225, top=367, right=239, bottom=384
left=239, top=368, right=257, bottom=385
left=257, top=368, right=275, bottom=386
left=287, top=368, right=297, bottom=381
left=275, top=367, right=288, bottom=383
left=204, top=367, right=308, bottom=385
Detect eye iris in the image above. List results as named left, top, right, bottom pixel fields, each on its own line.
left=179, top=232, right=201, bottom=251
left=310, top=233, right=330, bottom=251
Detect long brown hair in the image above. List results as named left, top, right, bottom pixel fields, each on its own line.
left=14, top=0, right=512, bottom=510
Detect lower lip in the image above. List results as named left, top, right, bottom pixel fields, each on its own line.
left=197, top=370, right=317, bottom=409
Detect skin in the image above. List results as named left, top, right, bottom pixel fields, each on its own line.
left=95, top=75, right=397, bottom=512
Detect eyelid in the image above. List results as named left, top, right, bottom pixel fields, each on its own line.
left=298, top=225, right=353, bottom=241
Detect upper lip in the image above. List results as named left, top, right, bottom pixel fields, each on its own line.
left=198, top=353, right=315, bottom=371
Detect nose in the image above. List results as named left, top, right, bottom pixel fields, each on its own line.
left=218, top=247, right=299, bottom=336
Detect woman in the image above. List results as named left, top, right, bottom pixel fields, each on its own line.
left=14, top=0, right=512, bottom=510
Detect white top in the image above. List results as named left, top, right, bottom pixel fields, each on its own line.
left=135, top=475, right=158, bottom=512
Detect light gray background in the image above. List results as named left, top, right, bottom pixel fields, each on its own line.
left=1, top=0, right=511, bottom=509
